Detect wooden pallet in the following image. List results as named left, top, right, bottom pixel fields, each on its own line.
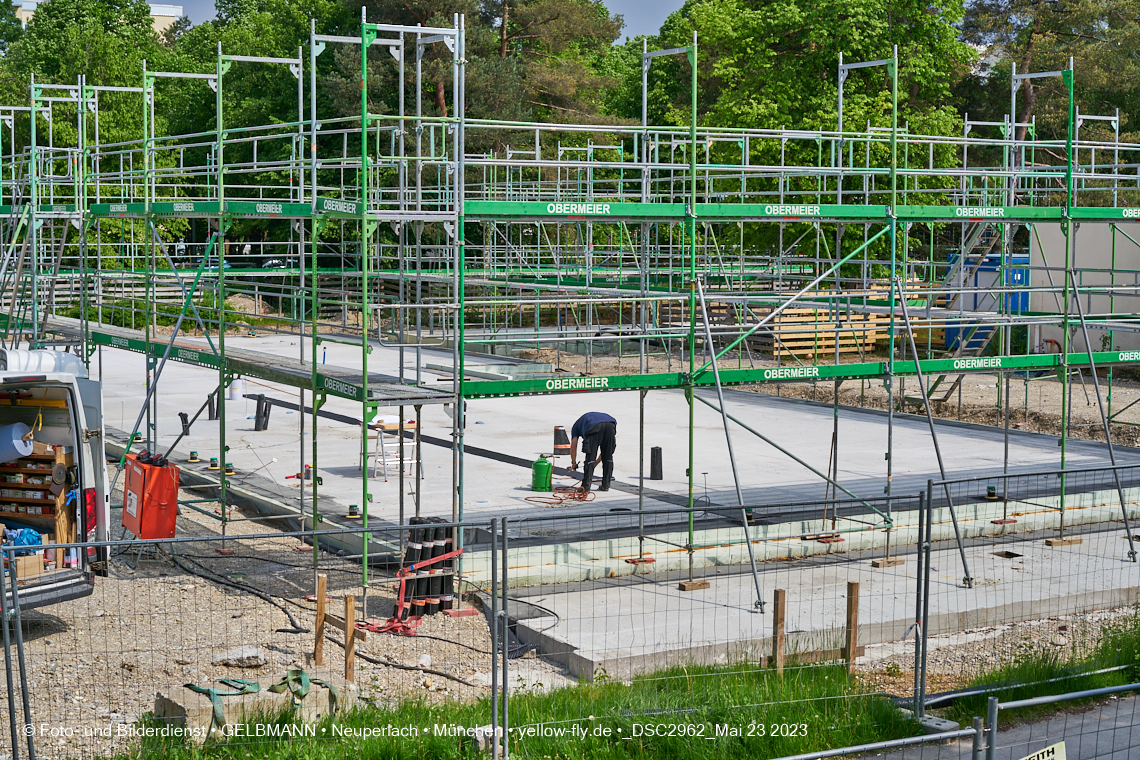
left=750, top=308, right=884, bottom=361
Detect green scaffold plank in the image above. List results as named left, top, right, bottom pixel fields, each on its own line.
left=695, top=203, right=890, bottom=220
left=150, top=201, right=222, bottom=216
left=225, top=200, right=311, bottom=217
left=315, top=197, right=362, bottom=217
left=460, top=350, right=1140, bottom=398
left=89, top=331, right=221, bottom=369
left=1070, top=207, right=1140, bottom=221
left=896, top=206, right=1063, bottom=221
left=464, top=201, right=685, bottom=219
left=89, top=203, right=147, bottom=217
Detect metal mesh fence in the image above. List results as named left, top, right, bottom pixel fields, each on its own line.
left=915, top=464, right=1140, bottom=715
left=0, top=525, right=498, bottom=760
left=983, top=684, right=1140, bottom=760
left=2, top=464, right=1140, bottom=758
left=497, top=496, right=929, bottom=755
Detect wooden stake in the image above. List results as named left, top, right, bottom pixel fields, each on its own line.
left=844, top=581, right=859, bottom=674
left=345, top=594, right=356, bottom=683
left=313, top=574, right=327, bottom=666
left=772, top=589, right=786, bottom=677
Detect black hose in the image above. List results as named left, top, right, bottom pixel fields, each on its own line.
left=324, top=633, right=479, bottom=688
left=175, top=552, right=366, bottom=576
left=166, top=550, right=310, bottom=634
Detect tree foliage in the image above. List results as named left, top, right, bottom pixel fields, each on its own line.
left=627, top=0, right=971, bottom=137
left=961, top=0, right=1140, bottom=144
left=0, top=0, right=22, bottom=56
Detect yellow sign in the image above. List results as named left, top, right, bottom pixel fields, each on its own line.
left=1016, top=742, right=1065, bottom=760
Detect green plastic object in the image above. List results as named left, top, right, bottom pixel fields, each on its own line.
left=531, top=456, right=552, bottom=492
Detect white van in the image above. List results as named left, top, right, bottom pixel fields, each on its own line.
left=0, top=349, right=108, bottom=610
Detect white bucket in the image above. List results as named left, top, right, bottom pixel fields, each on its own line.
left=0, top=423, right=33, bottom=464
left=227, top=377, right=244, bottom=401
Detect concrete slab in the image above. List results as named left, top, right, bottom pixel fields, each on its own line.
left=505, top=524, right=1140, bottom=681
left=92, top=337, right=1140, bottom=528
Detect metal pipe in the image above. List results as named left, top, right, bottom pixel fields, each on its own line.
left=500, top=517, right=509, bottom=757
left=911, top=490, right=925, bottom=717
left=692, top=393, right=885, bottom=518
left=984, top=696, right=999, bottom=760
left=771, top=728, right=979, bottom=760
left=898, top=280, right=974, bottom=587
left=7, top=550, right=34, bottom=760
left=1067, top=269, right=1138, bottom=561
left=0, top=549, right=20, bottom=760
left=695, top=279, right=764, bottom=612
left=920, top=480, right=934, bottom=717
left=490, top=518, right=498, bottom=757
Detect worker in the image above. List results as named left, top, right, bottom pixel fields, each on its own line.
left=569, top=411, right=616, bottom=492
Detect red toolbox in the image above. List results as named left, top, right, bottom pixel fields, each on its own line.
left=121, top=454, right=180, bottom=539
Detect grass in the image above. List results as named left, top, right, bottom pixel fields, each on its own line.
left=945, top=606, right=1140, bottom=726
left=123, top=663, right=920, bottom=760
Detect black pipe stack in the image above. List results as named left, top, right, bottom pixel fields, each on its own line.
left=401, top=516, right=456, bottom=618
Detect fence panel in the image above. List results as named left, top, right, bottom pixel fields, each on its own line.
left=0, top=525, right=497, bottom=760
left=497, top=497, right=934, bottom=758
left=916, top=465, right=1140, bottom=721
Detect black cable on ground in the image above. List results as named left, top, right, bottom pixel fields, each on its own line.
left=324, top=633, right=479, bottom=688
left=175, top=552, right=366, bottom=576
left=164, top=549, right=310, bottom=634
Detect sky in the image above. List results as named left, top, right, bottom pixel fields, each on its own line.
left=177, top=0, right=685, bottom=40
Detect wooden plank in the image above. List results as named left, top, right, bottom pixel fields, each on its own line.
left=772, top=589, right=786, bottom=677
left=845, top=581, right=859, bottom=674
left=322, top=613, right=368, bottom=641
left=53, top=450, right=73, bottom=547
left=313, top=574, right=327, bottom=666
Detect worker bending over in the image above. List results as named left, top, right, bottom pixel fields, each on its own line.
left=569, top=411, right=616, bottom=492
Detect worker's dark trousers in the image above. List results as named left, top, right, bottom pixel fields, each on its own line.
left=581, top=421, right=617, bottom=491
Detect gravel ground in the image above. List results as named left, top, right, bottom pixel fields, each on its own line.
left=857, top=605, right=1139, bottom=698
left=0, top=495, right=571, bottom=759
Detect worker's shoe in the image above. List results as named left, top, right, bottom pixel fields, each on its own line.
left=581, top=461, right=596, bottom=492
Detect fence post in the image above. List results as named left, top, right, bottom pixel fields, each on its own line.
left=912, top=491, right=926, bottom=716
left=7, top=547, right=34, bottom=760
left=845, top=581, right=859, bottom=674
left=500, top=517, right=510, bottom=758
left=490, top=519, right=499, bottom=759
left=985, top=696, right=999, bottom=760
left=313, top=573, right=327, bottom=666
left=971, top=716, right=983, bottom=759
left=772, top=589, right=786, bottom=676
left=0, top=547, right=21, bottom=760
left=920, top=480, right=935, bottom=715
left=344, top=594, right=355, bottom=682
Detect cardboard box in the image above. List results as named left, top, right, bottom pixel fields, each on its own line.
left=13, top=554, right=43, bottom=579
left=31, top=442, right=51, bottom=455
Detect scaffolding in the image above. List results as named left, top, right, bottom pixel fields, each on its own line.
left=2, top=15, right=1140, bottom=592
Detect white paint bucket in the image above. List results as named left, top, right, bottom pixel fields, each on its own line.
left=227, top=377, right=244, bottom=401
left=0, top=423, right=33, bottom=464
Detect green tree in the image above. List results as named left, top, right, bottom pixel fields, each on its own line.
left=0, top=0, right=169, bottom=147
left=635, top=0, right=971, bottom=134
left=340, top=0, right=624, bottom=124
left=962, top=0, right=1140, bottom=145
left=0, top=0, right=22, bottom=56
left=486, top=0, right=622, bottom=120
